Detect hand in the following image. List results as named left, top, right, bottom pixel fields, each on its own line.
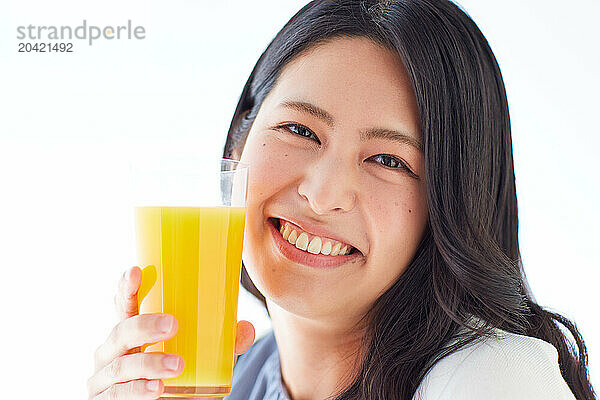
left=87, top=266, right=256, bottom=399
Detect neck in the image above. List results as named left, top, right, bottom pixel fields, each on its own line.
left=267, top=299, right=368, bottom=400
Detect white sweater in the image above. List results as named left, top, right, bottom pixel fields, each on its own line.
left=413, top=328, right=576, bottom=399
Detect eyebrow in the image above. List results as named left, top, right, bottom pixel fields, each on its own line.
left=279, top=99, right=423, bottom=152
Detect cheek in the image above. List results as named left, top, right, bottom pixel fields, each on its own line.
left=240, top=133, right=306, bottom=202
left=238, top=134, right=312, bottom=300
left=369, top=183, right=425, bottom=221
left=367, top=183, right=428, bottom=258
left=239, top=133, right=299, bottom=254
left=358, top=187, right=427, bottom=301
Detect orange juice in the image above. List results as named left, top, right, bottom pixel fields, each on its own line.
left=134, top=206, right=246, bottom=397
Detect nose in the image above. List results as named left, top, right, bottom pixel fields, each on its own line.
left=297, top=154, right=357, bottom=215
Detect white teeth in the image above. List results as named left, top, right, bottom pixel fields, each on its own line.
left=282, top=224, right=291, bottom=240
left=295, top=232, right=309, bottom=251
left=287, top=229, right=298, bottom=244
left=278, top=220, right=354, bottom=256
left=320, top=240, right=332, bottom=255
left=330, top=242, right=342, bottom=256
left=339, top=245, right=349, bottom=255
left=307, top=237, right=322, bottom=254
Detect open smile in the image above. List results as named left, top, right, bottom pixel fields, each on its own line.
left=267, top=218, right=364, bottom=269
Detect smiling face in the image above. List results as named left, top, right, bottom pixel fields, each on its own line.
left=238, top=36, right=428, bottom=323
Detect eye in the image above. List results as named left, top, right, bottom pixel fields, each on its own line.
left=277, top=123, right=321, bottom=144
left=368, top=154, right=417, bottom=177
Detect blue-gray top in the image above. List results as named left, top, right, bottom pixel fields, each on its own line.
left=224, top=331, right=291, bottom=400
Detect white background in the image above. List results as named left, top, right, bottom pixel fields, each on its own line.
left=0, top=0, right=598, bottom=397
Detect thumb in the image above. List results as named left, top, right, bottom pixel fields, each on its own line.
left=114, top=266, right=142, bottom=321
left=234, top=320, right=255, bottom=366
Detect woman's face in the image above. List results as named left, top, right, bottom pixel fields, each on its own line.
left=239, top=37, right=428, bottom=323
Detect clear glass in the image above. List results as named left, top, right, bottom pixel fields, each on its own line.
left=128, top=155, right=249, bottom=399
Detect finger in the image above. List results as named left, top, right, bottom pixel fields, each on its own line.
left=114, top=266, right=142, bottom=321
left=88, top=352, right=183, bottom=397
left=94, top=313, right=178, bottom=372
left=93, top=379, right=163, bottom=400
left=234, top=320, right=255, bottom=356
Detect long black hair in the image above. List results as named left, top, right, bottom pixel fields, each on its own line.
left=223, top=1, right=596, bottom=399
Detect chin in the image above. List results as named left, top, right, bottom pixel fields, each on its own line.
left=249, top=260, right=358, bottom=320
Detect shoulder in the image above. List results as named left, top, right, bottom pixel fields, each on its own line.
left=414, top=329, right=576, bottom=400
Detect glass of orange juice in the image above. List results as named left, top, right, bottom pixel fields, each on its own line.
left=128, top=155, right=249, bottom=399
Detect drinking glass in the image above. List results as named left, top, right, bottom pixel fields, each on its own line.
left=128, top=155, right=249, bottom=398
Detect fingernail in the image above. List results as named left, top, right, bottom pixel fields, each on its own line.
left=124, top=268, right=133, bottom=281
left=163, top=355, right=180, bottom=371
left=159, top=315, right=173, bottom=333
left=146, top=379, right=160, bottom=391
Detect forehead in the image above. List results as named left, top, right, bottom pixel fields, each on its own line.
left=261, top=36, right=419, bottom=134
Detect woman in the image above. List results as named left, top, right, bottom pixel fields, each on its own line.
left=87, top=1, right=596, bottom=399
